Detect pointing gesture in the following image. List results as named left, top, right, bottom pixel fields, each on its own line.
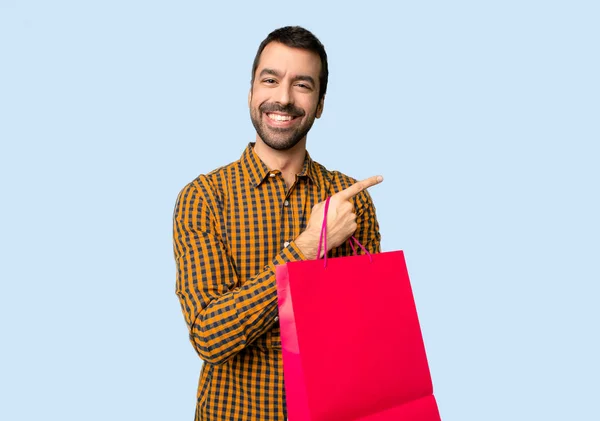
left=335, top=175, right=384, bottom=201
left=295, top=175, right=384, bottom=259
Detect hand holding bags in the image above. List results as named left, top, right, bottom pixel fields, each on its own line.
left=276, top=197, right=441, bottom=421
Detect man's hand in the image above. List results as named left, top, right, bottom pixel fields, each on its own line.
left=295, top=175, right=383, bottom=260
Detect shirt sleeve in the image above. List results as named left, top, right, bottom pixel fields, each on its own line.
left=353, top=189, right=382, bottom=254
left=173, top=181, right=306, bottom=365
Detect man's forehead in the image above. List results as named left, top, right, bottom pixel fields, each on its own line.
left=256, top=42, right=321, bottom=77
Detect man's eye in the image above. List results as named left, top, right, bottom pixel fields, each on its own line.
left=264, top=79, right=276, bottom=84
left=296, top=83, right=311, bottom=90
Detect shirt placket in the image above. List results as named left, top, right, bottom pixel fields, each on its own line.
left=263, top=170, right=290, bottom=251
left=281, top=175, right=303, bottom=251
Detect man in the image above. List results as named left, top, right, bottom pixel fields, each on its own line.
left=173, top=26, right=383, bottom=420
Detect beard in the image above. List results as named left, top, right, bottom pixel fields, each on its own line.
left=250, top=101, right=317, bottom=151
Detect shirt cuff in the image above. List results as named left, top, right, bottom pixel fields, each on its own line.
left=271, top=240, right=308, bottom=267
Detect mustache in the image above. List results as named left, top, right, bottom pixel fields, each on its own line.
left=260, top=103, right=305, bottom=117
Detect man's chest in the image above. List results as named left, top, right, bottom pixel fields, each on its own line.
left=219, top=180, right=325, bottom=276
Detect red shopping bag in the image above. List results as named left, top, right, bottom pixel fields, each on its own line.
left=276, top=198, right=441, bottom=421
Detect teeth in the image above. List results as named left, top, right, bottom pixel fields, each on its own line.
left=268, top=113, right=293, bottom=121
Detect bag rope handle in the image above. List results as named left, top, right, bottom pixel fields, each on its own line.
left=316, top=197, right=372, bottom=268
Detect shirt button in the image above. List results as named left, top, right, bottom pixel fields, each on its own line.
left=269, top=173, right=276, bottom=177
left=284, top=200, right=289, bottom=207
left=283, top=241, right=290, bottom=247
left=274, top=316, right=279, bottom=322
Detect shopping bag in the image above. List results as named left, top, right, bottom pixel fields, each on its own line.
left=276, top=197, right=441, bottom=421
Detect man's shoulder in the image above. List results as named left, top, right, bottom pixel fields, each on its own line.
left=193, top=157, right=241, bottom=187
left=311, top=159, right=359, bottom=190
left=177, top=157, right=241, bottom=200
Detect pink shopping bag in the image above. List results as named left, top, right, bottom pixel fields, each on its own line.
left=276, top=198, right=441, bottom=421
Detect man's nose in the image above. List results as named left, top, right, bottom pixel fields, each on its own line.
left=274, top=84, right=293, bottom=105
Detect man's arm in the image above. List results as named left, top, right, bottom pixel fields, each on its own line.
left=352, top=188, right=382, bottom=254
left=173, top=175, right=383, bottom=365
left=173, top=181, right=305, bottom=365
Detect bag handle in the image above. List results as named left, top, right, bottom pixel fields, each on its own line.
left=316, top=196, right=372, bottom=267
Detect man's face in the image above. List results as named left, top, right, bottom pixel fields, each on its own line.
left=249, top=42, right=324, bottom=151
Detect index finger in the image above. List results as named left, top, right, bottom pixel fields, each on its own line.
left=335, top=175, right=384, bottom=201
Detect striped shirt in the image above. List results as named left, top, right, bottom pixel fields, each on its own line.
left=173, top=143, right=381, bottom=420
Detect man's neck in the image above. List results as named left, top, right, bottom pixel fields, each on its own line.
left=253, top=137, right=307, bottom=188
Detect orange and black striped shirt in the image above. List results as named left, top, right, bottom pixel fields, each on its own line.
left=173, top=143, right=381, bottom=420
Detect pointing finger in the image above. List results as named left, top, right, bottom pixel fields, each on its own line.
left=335, top=175, right=383, bottom=201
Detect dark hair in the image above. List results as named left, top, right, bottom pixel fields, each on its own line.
left=251, top=26, right=329, bottom=102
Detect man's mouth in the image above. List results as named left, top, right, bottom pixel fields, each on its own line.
left=266, top=113, right=296, bottom=122
left=264, top=112, right=302, bottom=128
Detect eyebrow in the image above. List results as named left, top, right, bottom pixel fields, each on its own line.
left=259, top=68, right=316, bottom=86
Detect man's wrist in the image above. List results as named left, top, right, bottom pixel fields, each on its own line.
left=295, top=232, right=319, bottom=260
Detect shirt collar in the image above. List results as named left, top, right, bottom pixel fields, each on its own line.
left=240, top=143, right=319, bottom=189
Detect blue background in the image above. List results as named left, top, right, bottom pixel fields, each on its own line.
left=1, top=1, right=598, bottom=420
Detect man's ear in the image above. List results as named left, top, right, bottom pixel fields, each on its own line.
left=248, top=89, right=252, bottom=108
left=316, top=96, right=325, bottom=118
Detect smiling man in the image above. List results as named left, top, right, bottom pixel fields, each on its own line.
left=173, top=26, right=383, bottom=420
